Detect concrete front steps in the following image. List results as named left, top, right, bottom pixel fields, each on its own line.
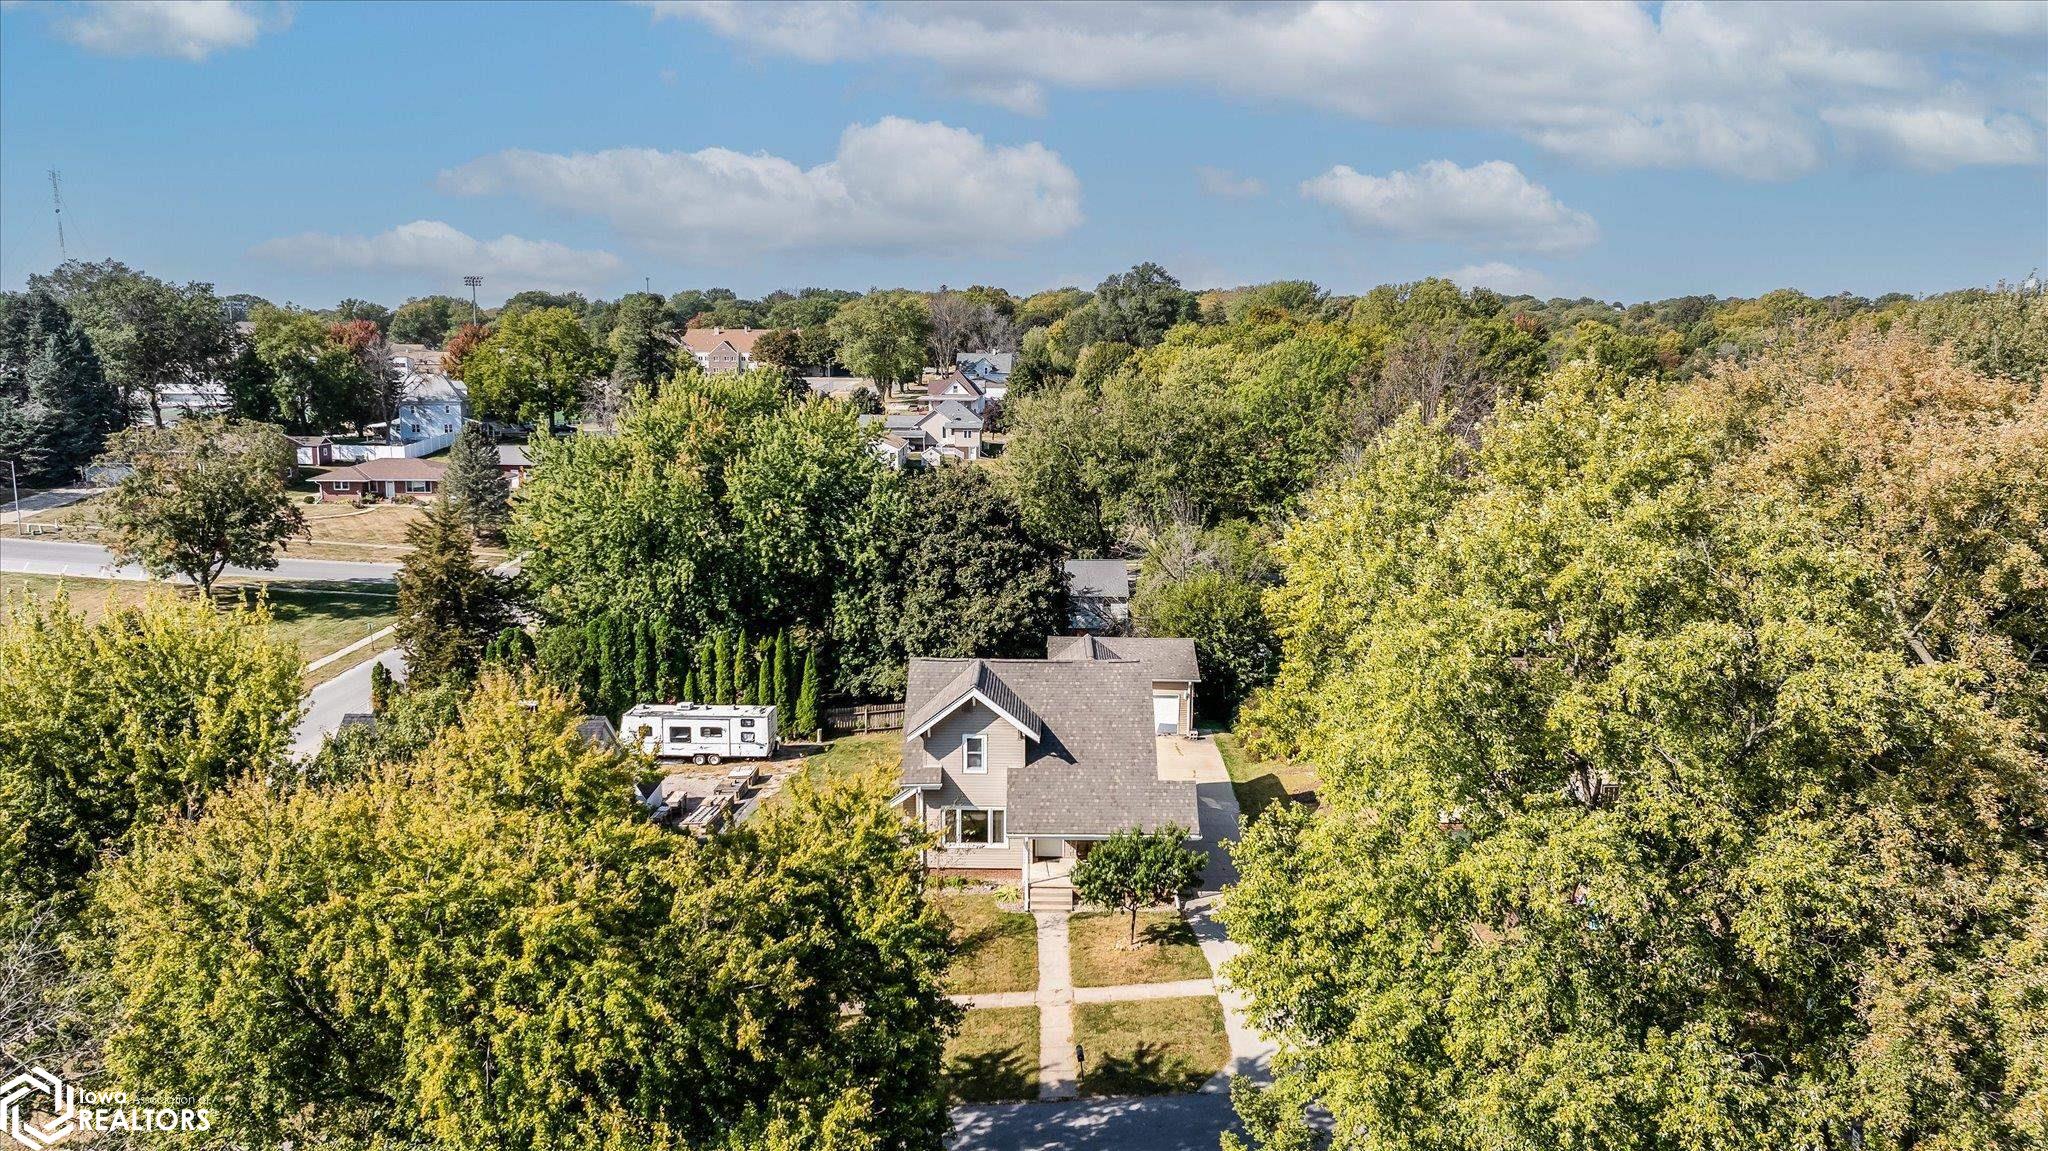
left=1026, top=882, right=1076, bottom=912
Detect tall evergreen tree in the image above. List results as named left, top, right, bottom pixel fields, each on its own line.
left=754, top=638, right=772, bottom=710
left=442, top=424, right=512, bottom=543
left=582, top=618, right=607, bottom=708
left=681, top=669, right=698, bottom=704
left=734, top=628, right=753, bottom=705
left=795, top=644, right=823, bottom=738
left=0, top=289, right=117, bottom=484
left=696, top=639, right=716, bottom=704
left=652, top=619, right=678, bottom=699
left=631, top=618, right=652, bottom=702
left=713, top=631, right=732, bottom=704
left=395, top=496, right=513, bottom=689
left=773, top=631, right=793, bottom=721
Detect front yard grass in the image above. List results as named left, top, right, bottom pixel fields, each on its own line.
left=1214, top=731, right=1319, bottom=823
left=945, top=1007, right=1040, bottom=1103
left=2, top=573, right=398, bottom=682
left=1069, top=910, right=1213, bottom=988
left=936, top=893, right=1037, bottom=995
left=1075, top=996, right=1230, bottom=1097
left=287, top=500, right=509, bottom=565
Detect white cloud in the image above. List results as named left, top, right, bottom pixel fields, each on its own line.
left=55, top=1, right=280, bottom=61
left=1303, top=160, right=1598, bottom=254
left=1195, top=166, right=1264, bottom=198
left=648, top=1, right=2048, bottom=179
left=1823, top=102, right=2043, bottom=170
left=439, top=117, right=1082, bottom=260
left=1446, top=261, right=1552, bottom=297
left=250, top=221, right=624, bottom=292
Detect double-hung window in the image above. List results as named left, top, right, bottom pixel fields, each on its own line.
left=943, top=807, right=1005, bottom=847
left=962, top=733, right=987, bottom=774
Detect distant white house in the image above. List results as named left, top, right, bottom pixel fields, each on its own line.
left=860, top=403, right=985, bottom=466
left=955, top=351, right=1012, bottom=401
left=921, top=369, right=993, bottom=416
left=392, top=372, right=467, bottom=447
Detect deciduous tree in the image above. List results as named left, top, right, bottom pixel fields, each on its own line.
left=94, top=418, right=305, bottom=596
left=463, top=306, right=604, bottom=425
left=1071, top=826, right=1205, bottom=946
left=0, top=589, right=299, bottom=929
left=828, top=290, right=932, bottom=396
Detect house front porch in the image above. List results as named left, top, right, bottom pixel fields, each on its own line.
left=1021, top=838, right=1093, bottom=911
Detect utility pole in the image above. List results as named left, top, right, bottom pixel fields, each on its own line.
left=463, top=275, right=483, bottom=326
left=47, top=170, right=66, bottom=258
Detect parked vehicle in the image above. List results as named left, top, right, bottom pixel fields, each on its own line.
left=621, top=703, right=778, bottom=764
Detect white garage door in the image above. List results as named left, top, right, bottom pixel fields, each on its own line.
left=1152, top=693, right=1181, bottom=734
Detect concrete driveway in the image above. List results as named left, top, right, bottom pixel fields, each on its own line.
left=291, top=647, right=407, bottom=758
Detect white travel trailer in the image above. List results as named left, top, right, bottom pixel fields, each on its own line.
left=621, top=703, right=778, bottom=764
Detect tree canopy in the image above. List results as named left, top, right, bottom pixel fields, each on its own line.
left=0, top=589, right=300, bottom=931
left=1222, top=333, right=2048, bottom=1150
left=464, top=306, right=605, bottom=424
left=93, top=672, right=957, bottom=1150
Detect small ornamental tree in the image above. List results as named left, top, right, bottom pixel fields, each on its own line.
left=795, top=644, right=823, bottom=739
left=369, top=660, right=394, bottom=714
left=1070, top=826, right=1206, bottom=947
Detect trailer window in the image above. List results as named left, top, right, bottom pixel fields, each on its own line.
left=668, top=726, right=688, bottom=743
left=699, top=725, right=724, bottom=739
left=740, top=718, right=755, bottom=728
left=741, top=731, right=758, bottom=743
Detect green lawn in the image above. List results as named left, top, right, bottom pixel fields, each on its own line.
left=937, top=892, right=1038, bottom=995
left=1214, top=731, right=1319, bottom=823
left=946, top=1007, right=1040, bottom=1103
left=1075, top=996, right=1231, bottom=1097
left=1069, top=910, right=1213, bottom=988
left=2, top=573, right=398, bottom=682
left=798, top=731, right=901, bottom=787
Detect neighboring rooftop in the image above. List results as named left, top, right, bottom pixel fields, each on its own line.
left=1064, top=559, right=1132, bottom=602
left=1047, top=634, right=1202, bottom=683
left=316, top=456, right=449, bottom=483
left=496, top=444, right=533, bottom=467
left=928, top=399, right=984, bottom=430
left=901, top=656, right=1198, bottom=837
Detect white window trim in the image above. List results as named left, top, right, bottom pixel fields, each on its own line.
left=942, top=806, right=1006, bottom=848
left=962, top=733, right=987, bottom=774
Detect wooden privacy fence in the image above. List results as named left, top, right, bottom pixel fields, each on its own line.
left=824, top=702, right=905, bottom=735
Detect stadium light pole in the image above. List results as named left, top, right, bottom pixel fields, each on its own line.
left=463, top=276, right=483, bottom=326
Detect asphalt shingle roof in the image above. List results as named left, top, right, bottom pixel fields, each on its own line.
left=1063, top=559, right=1131, bottom=601
left=1047, top=635, right=1203, bottom=683
left=901, top=656, right=1199, bottom=837
left=904, top=659, right=1043, bottom=740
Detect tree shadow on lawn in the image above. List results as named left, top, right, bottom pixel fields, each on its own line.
left=1082, top=1042, right=1207, bottom=1097
left=1131, top=915, right=1199, bottom=950
left=947, top=1046, right=1036, bottom=1103
left=217, top=581, right=396, bottom=622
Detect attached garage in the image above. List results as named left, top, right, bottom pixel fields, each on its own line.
left=1152, top=691, right=1183, bottom=735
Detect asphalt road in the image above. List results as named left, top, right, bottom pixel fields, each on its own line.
left=291, top=647, right=408, bottom=758
left=0, top=537, right=399, bottom=583
left=950, top=1091, right=1243, bottom=1151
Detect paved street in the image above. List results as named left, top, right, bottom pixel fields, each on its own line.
left=0, top=537, right=399, bottom=584
left=949, top=1091, right=1243, bottom=1151
left=291, top=647, right=407, bottom=758
left=3, top=485, right=101, bottom=519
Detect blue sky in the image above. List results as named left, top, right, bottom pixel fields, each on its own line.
left=2, top=1, right=2043, bottom=306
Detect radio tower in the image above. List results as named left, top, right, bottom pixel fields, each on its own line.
left=48, top=170, right=67, bottom=258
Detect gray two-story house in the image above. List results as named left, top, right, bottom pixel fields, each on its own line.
left=894, top=649, right=1201, bottom=910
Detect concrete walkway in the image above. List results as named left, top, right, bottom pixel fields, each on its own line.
left=1034, top=912, right=1077, bottom=1101
left=949, top=736, right=1276, bottom=1147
